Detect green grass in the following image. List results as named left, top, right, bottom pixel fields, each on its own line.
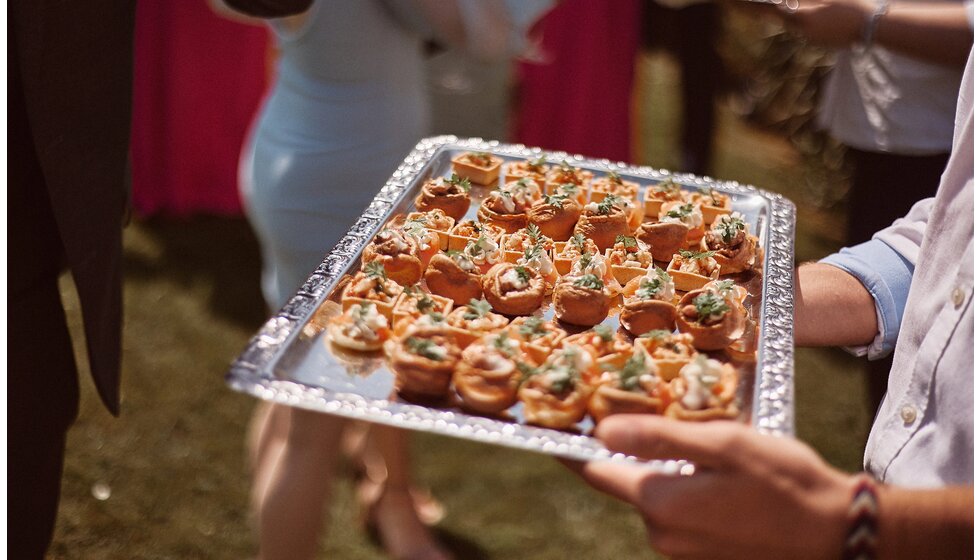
left=52, top=52, right=871, bottom=559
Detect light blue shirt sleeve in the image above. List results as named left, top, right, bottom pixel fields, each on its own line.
left=819, top=238, right=915, bottom=359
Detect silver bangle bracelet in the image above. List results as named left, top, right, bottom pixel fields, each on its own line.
left=861, top=0, right=890, bottom=49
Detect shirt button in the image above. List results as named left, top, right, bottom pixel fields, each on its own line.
left=900, top=405, right=917, bottom=425
left=951, top=287, right=965, bottom=308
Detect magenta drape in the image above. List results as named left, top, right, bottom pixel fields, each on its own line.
left=513, top=0, right=642, bottom=164
left=131, top=1, right=269, bottom=217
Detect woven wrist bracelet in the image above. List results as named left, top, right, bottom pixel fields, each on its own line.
left=842, top=473, right=879, bottom=560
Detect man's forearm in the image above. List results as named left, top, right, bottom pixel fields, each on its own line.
left=794, top=262, right=879, bottom=346
left=878, top=484, right=973, bottom=559
left=876, top=2, right=973, bottom=68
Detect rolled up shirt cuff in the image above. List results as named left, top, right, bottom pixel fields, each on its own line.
left=819, top=238, right=914, bottom=359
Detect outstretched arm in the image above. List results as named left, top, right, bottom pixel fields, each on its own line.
left=794, top=262, right=879, bottom=347
left=751, top=0, right=973, bottom=67
left=576, top=415, right=973, bottom=560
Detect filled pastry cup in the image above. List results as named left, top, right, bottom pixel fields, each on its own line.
left=635, top=221, right=689, bottom=262
left=461, top=235, right=504, bottom=275
left=451, top=151, right=503, bottom=185
left=675, top=287, right=746, bottom=351
left=664, top=354, right=738, bottom=421
left=341, top=262, right=404, bottom=320
left=406, top=208, right=456, bottom=250
left=447, top=219, right=505, bottom=251
left=590, top=172, right=640, bottom=204
left=545, top=181, right=589, bottom=207
left=552, top=274, right=612, bottom=327
left=423, top=251, right=484, bottom=306
left=514, top=242, right=560, bottom=294
left=362, top=229, right=424, bottom=286
left=643, top=179, right=688, bottom=218
left=392, top=307, right=452, bottom=338
left=701, top=213, right=758, bottom=274
left=553, top=233, right=599, bottom=275
left=566, top=249, right=619, bottom=291
left=605, top=235, right=654, bottom=285
left=453, top=333, right=523, bottom=415
left=587, top=351, right=672, bottom=423
left=389, top=327, right=462, bottom=403
left=619, top=266, right=678, bottom=336
left=414, top=174, right=472, bottom=222
left=506, top=316, right=568, bottom=365
left=391, top=286, right=454, bottom=328
left=633, top=330, right=698, bottom=381
left=482, top=262, right=547, bottom=316
left=445, top=299, right=510, bottom=348
left=400, top=222, right=441, bottom=269
left=690, top=187, right=733, bottom=226
left=499, top=224, right=555, bottom=264
left=327, top=302, right=392, bottom=352
left=503, top=157, right=549, bottom=187
left=544, top=160, right=593, bottom=191
left=518, top=347, right=597, bottom=430
left=478, top=196, right=529, bottom=234
left=574, top=196, right=630, bottom=252
left=667, top=250, right=721, bottom=292
left=528, top=194, right=582, bottom=241
left=560, top=325, right=633, bottom=378
left=658, top=200, right=705, bottom=247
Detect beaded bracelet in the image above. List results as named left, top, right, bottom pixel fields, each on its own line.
left=842, top=473, right=879, bottom=560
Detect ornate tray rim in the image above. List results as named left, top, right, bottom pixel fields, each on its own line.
left=226, top=136, right=797, bottom=467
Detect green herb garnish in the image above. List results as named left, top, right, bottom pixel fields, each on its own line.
left=492, top=332, right=514, bottom=355
left=517, top=362, right=539, bottom=383
left=618, top=352, right=648, bottom=391
left=405, top=337, right=445, bottom=361
left=715, top=215, right=745, bottom=244
left=573, top=274, right=604, bottom=290
left=518, top=316, right=545, bottom=339
left=608, top=171, right=623, bottom=184
left=595, top=194, right=618, bottom=215
left=525, top=223, right=543, bottom=242
left=447, top=173, right=471, bottom=193
left=615, top=235, right=638, bottom=249
left=528, top=155, right=547, bottom=171
left=558, top=183, right=579, bottom=197
left=415, top=294, right=436, bottom=313
left=640, top=329, right=673, bottom=341
left=569, top=233, right=587, bottom=251
left=678, top=249, right=717, bottom=260
left=514, top=266, right=532, bottom=283
left=464, top=298, right=493, bottom=320
left=693, top=292, right=730, bottom=323
left=363, top=260, right=387, bottom=281
left=665, top=203, right=695, bottom=220
left=544, top=193, right=569, bottom=208
left=593, top=324, right=614, bottom=342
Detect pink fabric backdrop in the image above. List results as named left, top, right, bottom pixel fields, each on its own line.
left=131, top=1, right=269, bottom=217
left=513, top=0, right=642, bottom=164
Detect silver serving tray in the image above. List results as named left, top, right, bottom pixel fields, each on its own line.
left=226, top=136, right=797, bottom=469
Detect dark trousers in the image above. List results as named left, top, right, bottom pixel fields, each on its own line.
left=846, top=148, right=950, bottom=413
left=644, top=1, right=722, bottom=175
left=9, top=46, right=81, bottom=558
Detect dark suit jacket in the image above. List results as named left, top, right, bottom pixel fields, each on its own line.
left=9, top=0, right=311, bottom=416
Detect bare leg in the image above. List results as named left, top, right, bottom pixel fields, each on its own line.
left=359, top=426, right=452, bottom=560
left=253, top=408, right=345, bottom=560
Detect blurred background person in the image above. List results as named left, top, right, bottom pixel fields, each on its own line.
left=215, top=1, right=553, bottom=558
left=9, top=1, right=309, bottom=558
left=513, top=0, right=643, bottom=163
left=771, top=0, right=972, bottom=413
left=644, top=0, right=726, bottom=174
